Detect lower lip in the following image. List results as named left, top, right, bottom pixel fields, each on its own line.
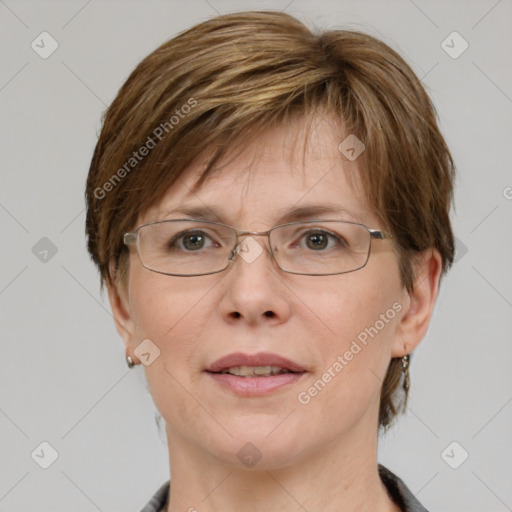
left=206, top=372, right=306, bottom=396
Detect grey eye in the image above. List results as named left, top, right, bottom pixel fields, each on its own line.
left=168, top=230, right=217, bottom=251
left=180, top=231, right=207, bottom=251
left=305, top=232, right=329, bottom=250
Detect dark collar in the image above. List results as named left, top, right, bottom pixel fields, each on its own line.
left=141, top=465, right=428, bottom=512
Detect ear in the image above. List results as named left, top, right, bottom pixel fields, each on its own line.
left=106, top=260, right=140, bottom=363
left=392, top=250, right=443, bottom=358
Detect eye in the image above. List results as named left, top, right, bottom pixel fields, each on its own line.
left=297, top=229, right=348, bottom=251
left=168, top=230, right=219, bottom=251
left=305, top=231, right=329, bottom=251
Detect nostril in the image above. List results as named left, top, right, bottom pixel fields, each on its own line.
left=264, top=311, right=275, bottom=318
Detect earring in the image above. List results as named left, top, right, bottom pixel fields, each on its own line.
left=401, top=354, right=410, bottom=393
left=126, top=355, right=135, bottom=368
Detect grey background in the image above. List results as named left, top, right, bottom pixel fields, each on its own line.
left=1, top=0, right=511, bottom=510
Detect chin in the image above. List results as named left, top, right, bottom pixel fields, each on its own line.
left=214, top=439, right=305, bottom=472
left=204, top=421, right=308, bottom=470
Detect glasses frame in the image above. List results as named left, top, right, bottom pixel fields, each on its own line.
left=123, top=218, right=393, bottom=277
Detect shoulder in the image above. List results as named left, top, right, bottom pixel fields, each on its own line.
left=378, top=464, right=429, bottom=512
left=139, top=480, right=170, bottom=512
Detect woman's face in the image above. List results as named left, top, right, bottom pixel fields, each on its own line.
left=114, top=117, right=412, bottom=469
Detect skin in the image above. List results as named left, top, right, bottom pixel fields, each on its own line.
left=108, top=115, right=442, bottom=512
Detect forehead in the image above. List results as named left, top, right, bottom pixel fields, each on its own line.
left=141, top=116, right=374, bottom=227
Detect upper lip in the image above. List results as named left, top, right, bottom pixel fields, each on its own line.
left=206, top=352, right=307, bottom=373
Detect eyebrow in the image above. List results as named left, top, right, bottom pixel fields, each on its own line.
left=160, top=203, right=365, bottom=225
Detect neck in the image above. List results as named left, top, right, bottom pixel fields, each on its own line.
left=164, top=424, right=400, bottom=512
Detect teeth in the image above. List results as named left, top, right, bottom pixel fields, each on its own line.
left=220, top=366, right=291, bottom=377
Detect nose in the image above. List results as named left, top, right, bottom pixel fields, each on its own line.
left=217, top=234, right=292, bottom=327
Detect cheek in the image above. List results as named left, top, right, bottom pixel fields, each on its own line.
left=295, top=290, right=402, bottom=438
left=299, top=260, right=403, bottom=401
left=128, top=273, right=207, bottom=427
left=127, top=270, right=219, bottom=391
left=129, top=268, right=214, bottom=341
left=295, top=264, right=401, bottom=354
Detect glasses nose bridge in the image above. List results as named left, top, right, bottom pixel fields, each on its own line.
left=235, top=228, right=272, bottom=238
left=229, top=228, right=274, bottom=262
left=233, top=228, right=273, bottom=249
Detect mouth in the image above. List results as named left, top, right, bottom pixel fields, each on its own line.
left=205, top=352, right=307, bottom=396
left=217, top=365, right=296, bottom=377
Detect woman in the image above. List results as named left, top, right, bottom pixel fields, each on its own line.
left=85, top=11, right=454, bottom=512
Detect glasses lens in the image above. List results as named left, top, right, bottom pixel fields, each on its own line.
left=270, top=221, right=371, bottom=275
left=137, top=220, right=236, bottom=276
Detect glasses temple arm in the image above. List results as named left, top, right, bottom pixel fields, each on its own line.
left=368, top=229, right=393, bottom=240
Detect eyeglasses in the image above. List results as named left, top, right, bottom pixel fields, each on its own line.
left=123, top=219, right=393, bottom=277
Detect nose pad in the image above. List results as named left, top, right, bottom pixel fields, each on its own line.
left=227, top=242, right=244, bottom=264
left=228, top=246, right=238, bottom=262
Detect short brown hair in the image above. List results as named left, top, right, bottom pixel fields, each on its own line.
left=85, top=11, right=455, bottom=429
